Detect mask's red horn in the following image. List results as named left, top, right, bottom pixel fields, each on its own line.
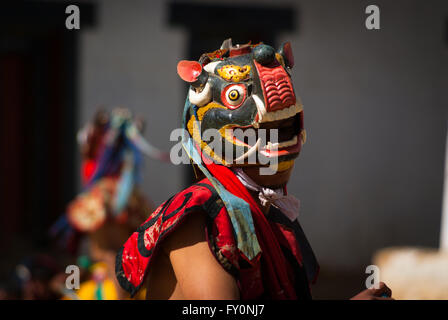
left=177, top=60, right=209, bottom=88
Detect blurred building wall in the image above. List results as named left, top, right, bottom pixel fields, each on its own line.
left=79, top=0, right=186, bottom=208
left=79, top=0, right=448, bottom=275
left=286, top=0, right=448, bottom=272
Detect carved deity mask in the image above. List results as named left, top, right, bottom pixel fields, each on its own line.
left=177, top=39, right=305, bottom=172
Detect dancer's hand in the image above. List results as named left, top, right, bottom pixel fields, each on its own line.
left=350, top=282, right=394, bottom=300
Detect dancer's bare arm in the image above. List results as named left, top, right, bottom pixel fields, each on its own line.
left=163, top=211, right=240, bottom=300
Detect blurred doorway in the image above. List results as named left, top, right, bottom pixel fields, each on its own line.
left=0, top=2, right=95, bottom=276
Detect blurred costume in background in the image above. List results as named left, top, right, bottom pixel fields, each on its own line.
left=74, top=262, right=118, bottom=300
left=4, top=254, right=67, bottom=300
left=53, top=108, right=168, bottom=299
left=116, top=40, right=319, bottom=299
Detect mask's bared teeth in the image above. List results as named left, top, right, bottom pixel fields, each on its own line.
left=274, top=109, right=283, bottom=121
left=301, top=129, right=307, bottom=144
left=264, top=112, right=273, bottom=122
left=258, top=102, right=303, bottom=123
left=266, top=141, right=275, bottom=150
left=263, top=135, right=299, bottom=151
left=289, top=104, right=299, bottom=117
left=282, top=135, right=298, bottom=147
left=253, top=95, right=267, bottom=124
left=279, top=108, right=289, bottom=120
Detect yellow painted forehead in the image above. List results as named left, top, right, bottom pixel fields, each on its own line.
left=217, top=64, right=251, bottom=82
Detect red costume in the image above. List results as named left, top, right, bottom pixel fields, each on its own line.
left=116, top=176, right=318, bottom=299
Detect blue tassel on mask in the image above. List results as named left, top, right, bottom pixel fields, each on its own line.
left=182, top=98, right=261, bottom=261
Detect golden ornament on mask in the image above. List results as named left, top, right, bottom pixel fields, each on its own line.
left=217, top=65, right=251, bottom=82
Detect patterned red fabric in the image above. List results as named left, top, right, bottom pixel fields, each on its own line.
left=115, top=178, right=318, bottom=299
left=116, top=180, right=245, bottom=297
left=203, top=160, right=303, bottom=299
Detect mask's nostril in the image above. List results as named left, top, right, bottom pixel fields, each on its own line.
left=253, top=44, right=276, bottom=65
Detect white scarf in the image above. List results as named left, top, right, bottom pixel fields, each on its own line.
left=232, top=168, right=300, bottom=222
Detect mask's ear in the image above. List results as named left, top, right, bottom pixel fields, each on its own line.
left=277, top=42, right=294, bottom=69
left=177, top=60, right=212, bottom=106
left=177, top=60, right=209, bottom=88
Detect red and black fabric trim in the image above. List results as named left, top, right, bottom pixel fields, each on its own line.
left=115, top=177, right=319, bottom=299
left=115, top=179, right=227, bottom=297
left=266, top=206, right=319, bottom=299
left=267, top=206, right=319, bottom=285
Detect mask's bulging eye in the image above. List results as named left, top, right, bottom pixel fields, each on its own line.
left=228, top=89, right=240, bottom=101
left=221, top=84, right=246, bottom=109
